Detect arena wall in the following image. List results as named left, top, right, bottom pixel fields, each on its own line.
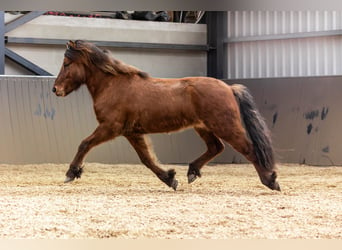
left=2, top=12, right=342, bottom=166
left=1, top=75, right=341, bottom=166
left=225, top=76, right=342, bottom=166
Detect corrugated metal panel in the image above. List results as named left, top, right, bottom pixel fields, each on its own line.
left=227, top=11, right=342, bottom=79
left=3, top=76, right=342, bottom=165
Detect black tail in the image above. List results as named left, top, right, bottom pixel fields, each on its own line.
left=231, top=84, right=275, bottom=170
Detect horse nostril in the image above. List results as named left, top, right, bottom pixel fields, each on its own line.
left=52, top=87, right=57, bottom=93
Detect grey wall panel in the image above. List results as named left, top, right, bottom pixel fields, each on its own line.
left=1, top=76, right=342, bottom=166
left=225, top=76, right=342, bottom=166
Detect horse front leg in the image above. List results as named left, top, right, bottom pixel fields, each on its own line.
left=125, top=134, right=178, bottom=190
left=65, top=124, right=116, bottom=183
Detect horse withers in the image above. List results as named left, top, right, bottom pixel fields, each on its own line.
left=52, top=40, right=280, bottom=191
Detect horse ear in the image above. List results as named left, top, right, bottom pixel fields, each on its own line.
left=66, top=40, right=75, bottom=49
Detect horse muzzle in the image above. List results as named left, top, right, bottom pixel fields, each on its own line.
left=52, top=86, right=66, bottom=97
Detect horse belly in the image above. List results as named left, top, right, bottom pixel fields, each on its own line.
left=133, top=105, right=198, bottom=134
left=152, top=116, right=195, bottom=133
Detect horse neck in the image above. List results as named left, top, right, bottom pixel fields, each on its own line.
left=85, top=67, right=110, bottom=100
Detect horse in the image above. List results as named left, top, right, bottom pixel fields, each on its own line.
left=52, top=40, right=280, bottom=191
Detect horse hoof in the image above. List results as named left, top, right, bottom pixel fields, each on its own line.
left=64, top=176, right=75, bottom=183
left=187, top=173, right=197, bottom=184
left=171, top=179, right=178, bottom=191
left=273, top=182, right=281, bottom=192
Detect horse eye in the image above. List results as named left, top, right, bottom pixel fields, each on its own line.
left=64, top=62, right=72, bottom=68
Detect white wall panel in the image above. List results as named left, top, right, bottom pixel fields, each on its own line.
left=4, top=14, right=207, bottom=78
left=227, top=11, right=342, bottom=79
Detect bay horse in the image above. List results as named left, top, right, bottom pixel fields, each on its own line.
left=52, top=40, right=280, bottom=191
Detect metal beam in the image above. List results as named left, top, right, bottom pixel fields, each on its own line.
left=4, top=48, right=52, bottom=76
left=6, top=37, right=209, bottom=51
left=206, top=11, right=227, bottom=79
left=0, top=11, right=4, bottom=74
left=95, top=40, right=208, bottom=51
left=226, top=29, right=342, bottom=43
left=4, top=11, right=50, bottom=76
left=5, top=11, right=46, bottom=33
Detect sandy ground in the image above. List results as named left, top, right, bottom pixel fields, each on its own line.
left=0, top=163, right=341, bottom=239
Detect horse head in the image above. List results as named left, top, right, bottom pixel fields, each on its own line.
left=52, top=40, right=87, bottom=97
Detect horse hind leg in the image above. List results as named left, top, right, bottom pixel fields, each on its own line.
left=187, top=127, right=225, bottom=184
left=125, top=134, right=178, bottom=190
left=218, top=126, right=280, bottom=191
